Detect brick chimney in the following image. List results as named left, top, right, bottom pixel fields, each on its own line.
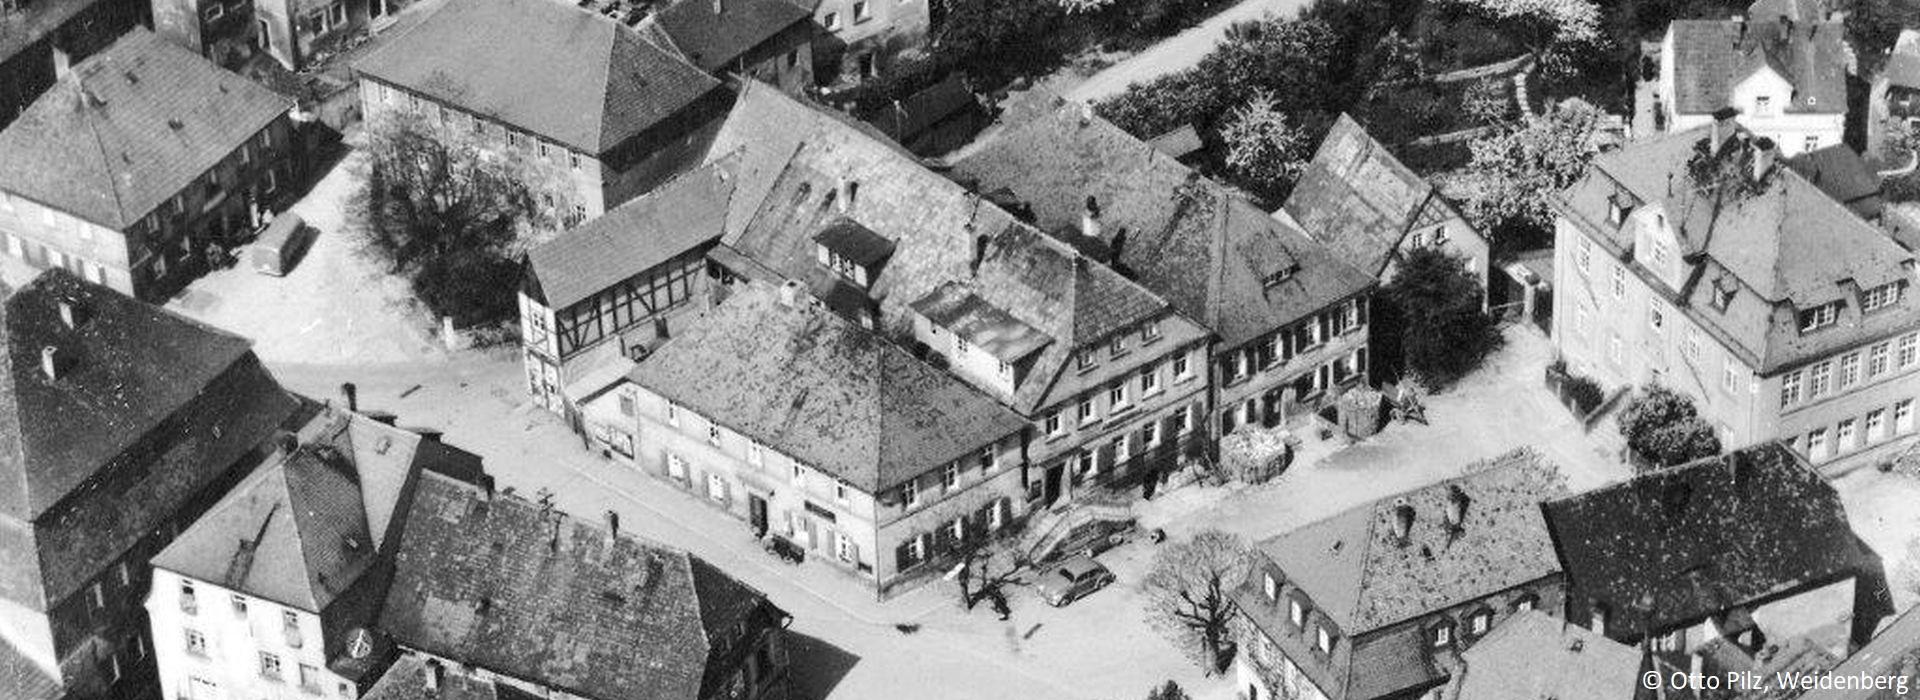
left=1443, top=485, right=1471, bottom=530
left=1750, top=136, right=1778, bottom=183
left=1081, top=196, right=1102, bottom=241
left=39, top=346, right=61, bottom=381
left=1391, top=501, right=1415, bottom=543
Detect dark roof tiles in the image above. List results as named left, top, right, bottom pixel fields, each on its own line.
left=526, top=163, right=731, bottom=309
left=0, top=28, right=291, bottom=229
left=355, top=0, right=720, bottom=154
left=1667, top=18, right=1847, bottom=116
left=649, top=0, right=808, bottom=72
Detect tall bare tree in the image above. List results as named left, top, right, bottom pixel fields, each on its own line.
left=1142, top=529, right=1250, bottom=674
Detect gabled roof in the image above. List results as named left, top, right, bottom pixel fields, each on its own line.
left=1284, top=114, right=1452, bottom=278
left=361, top=655, right=516, bottom=700
left=1667, top=18, right=1847, bottom=116
left=0, top=28, right=291, bottom=229
left=1560, top=123, right=1917, bottom=372
left=525, top=163, right=732, bottom=309
left=1453, top=610, right=1642, bottom=700
left=949, top=90, right=1373, bottom=350
left=1542, top=442, right=1889, bottom=642
left=1256, top=449, right=1566, bottom=633
left=1787, top=144, right=1884, bottom=218
left=648, top=0, right=809, bottom=73
left=355, top=0, right=720, bottom=154
left=150, top=410, right=432, bottom=612
left=627, top=282, right=1027, bottom=491
left=380, top=472, right=779, bottom=700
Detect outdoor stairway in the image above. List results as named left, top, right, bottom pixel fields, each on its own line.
left=1017, top=500, right=1135, bottom=564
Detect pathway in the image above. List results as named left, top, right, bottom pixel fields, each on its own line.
left=1062, top=0, right=1314, bottom=103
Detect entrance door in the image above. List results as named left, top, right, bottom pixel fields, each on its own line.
left=749, top=495, right=768, bottom=537
left=1043, top=464, right=1064, bottom=505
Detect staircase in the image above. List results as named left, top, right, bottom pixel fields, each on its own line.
left=1017, top=500, right=1136, bottom=565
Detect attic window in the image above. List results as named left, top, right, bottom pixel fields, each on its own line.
left=1429, top=620, right=1455, bottom=648
left=1862, top=282, right=1905, bottom=314
left=1263, top=267, right=1296, bottom=288
left=1607, top=195, right=1633, bottom=226
left=1798, top=302, right=1841, bottom=333
left=1710, top=279, right=1737, bottom=311
left=1262, top=572, right=1278, bottom=601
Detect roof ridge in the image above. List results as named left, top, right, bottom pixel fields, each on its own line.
left=72, top=71, right=133, bottom=226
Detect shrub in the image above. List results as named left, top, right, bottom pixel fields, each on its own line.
left=1564, top=374, right=1603, bottom=414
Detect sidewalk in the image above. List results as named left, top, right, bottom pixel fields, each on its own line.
left=1062, top=0, right=1314, bottom=102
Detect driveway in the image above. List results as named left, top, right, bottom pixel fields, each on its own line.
left=1062, top=0, right=1314, bottom=103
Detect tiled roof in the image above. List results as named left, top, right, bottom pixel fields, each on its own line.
left=1451, top=610, right=1642, bottom=700
left=1787, top=144, right=1884, bottom=217
left=950, top=91, right=1374, bottom=349
left=1667, top=18, right=1846, bottom=116
left=1284, top=114, right=1449, bottom=278
left=0, top=28, right=290, bottom=229
left=360, top=655, right=511, bottom=700
left=526, top=163, right=732, bottom=309
left=1560, top=123, right=1918, bottom=373
left=1798, top=606, right=1920, bottom=700
left=627, top=282, right=1027, bottom=491
left=0, top=0, right=104, bottom=70
left=1256, top=449, right=1567, bottom=633
left=1542, top=442, right=1889, bottom=642
left=354, top=0, right=720, bottom=154
left=649, top=0, right=809, bottom=72
left=150, top=409, right=432, bottom=611
left=380, top=471, right=781, bottom=700
left=0, top=637, right=61, bottom=700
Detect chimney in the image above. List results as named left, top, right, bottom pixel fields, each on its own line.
left=777, top=279, right=803, bottom=307
left=1733, top=13, right=1747, bottom=42
left=365, top=410, right=398, bottom=426
left=970, top=233, right=991, bottom=275
left=341, top=382, right=358, bottom=412
left=1708, top=107, right=1739, bottom=154
left=1443, top=485, right=1471, bottom=530
left=1081, top=196, right=1102, bottom=240
left=1391, top=501, right=1414, bottom=543
left=712, top=0, right=721, bottom=13
left=424, top=659, right=443, bottom=691
left=479, top=476, right=496, bottom=502
left=1750, top=136, right=1778, bottom=182
left=39, top=346, right=60, bottom=381
left=834, top=177, right=852, bottom=213
left=605, top=510, right=620, bottom=539
left=57, top=299, right=78, bottom=329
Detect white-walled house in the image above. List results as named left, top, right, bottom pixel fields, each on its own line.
left=1657, top=15, right=1847, bottom=155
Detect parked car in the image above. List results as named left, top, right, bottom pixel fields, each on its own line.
left=1036, top=555, right=1115, bottom=607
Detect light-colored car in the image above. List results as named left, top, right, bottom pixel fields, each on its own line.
left=1036, top=555, right=1115, bottom=607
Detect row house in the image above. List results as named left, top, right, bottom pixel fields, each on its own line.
left=645, top=0, right=815, bottom=93
left=697, top=82, right=1212, bottom=512
left=808, top=0, right=927, bottom=88
left=949, top=91, right=1378, bottom=437
left=583, top=282, right=1030, bottom=597
left=0, top=0, right=145, bottom=128
left=154, top=0, right=378, bottom=72
left=1550, top=118, right=1920, bottom=469
left=1284, top=114, right=1490, bottom=304
left=0, top=269, right=299, bottom=700
left=518, top=164, right=730, bottom=413
left=354, top=0, right=732, bottom=223
left=1542, top=441, right=1893, bottom=660
left=0, top=29, right=298, bottom=301
left=1231, top=449, right=1569, bottom=700
left=1656, top=4, right=1847, bottom=155
left=145, top=408, right=483, bottom=700
left=373, top=470, right=793, bottom=700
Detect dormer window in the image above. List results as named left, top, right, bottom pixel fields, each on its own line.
left=1262, top=573, right=1278, bottom=601
left=1799, top=302, right=1841, bottom=333
left=1467, top=609, right=1493, bottom=636
left=1755, top=95, right=1775, bottom=117
left=1863, top=282, right=1905, bottom=314
left=818, top=244, right=870, bottom=287
left=1430, top=620, right=1455, bottom=648
left=1316, top=626, right=1334, bottom=654
left=1711, top=280, right=1737, bottom=311
left=1607, top=195, right=1633, bottom=226
left=1109, top=336, right=1126, bottom=358
left=1263, top=267, right=1295, bottom=288
left=1141, top=321, right=1162, bottom=343
left=1288, top=599, right=1306, bottom=627
left=1077, top=352, right=1096, bottom=372
left=1590, top=603, right=1610, bottom=636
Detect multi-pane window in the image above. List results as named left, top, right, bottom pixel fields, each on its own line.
left=1316, top=626, right=1334, bottom=654
left=942, top=464, right=960, bottom=491
left=1799, top=302, right=1840, bottom=332
left=1044, top=412, right=1063, bottom=436
left=1841, top=353, right=1862, bottom=389
left=1109, top=336, right=1126, bottom=357
left=1611, top=266, right=1625, bottom=298
left=1903, top=333, right=1920, bottom=368
left=1807, top=429, right=1829, bottom=458
left=1869, top=409, right=1888, bottom=441
left=1781, top=370, right=1803, bottom=406
left=1863, top=282, right=1904, bottom=312
left=1077, top=398, right=1096, bottom=424
left=1682, top=327, right=1700, bottom=360
left=707, top=420, right=721, bottom=445
left=1576, top=237, right=1592, bottom=273
left=1723, top=363, right=1739, bottom=394
left=1172, top=352, right=1190, bottom=379
left=1288, top=599, right=1305, bottom=627
left=1431, top=623, right=1453, bottom=648
left=1077, top=352, right=1096, bottom=371
left=1262, top=573, right=1278, bottom=600
left=185, top=629, right=207, bottom=657
left=1648, top=304, right=1665, bottom=331
left=901, top=479, right=919, bottom=507
left=980, top=447, right=997, bottom=471
left=1871, top=343, right=1892, bottom=376
left=1140, top=363, right=1160, bottom=394
left=1899, top=400, right=1915, bottom=432
left=1839, top=419, right=1858, bottom=450
left=1108, top=384, right=1129, bottom=410
left=260, top=652, right=282, bottom=681
left=1141, top=322, right=1162, bottom=342
left=1809, top=361, right=1833, bottom=397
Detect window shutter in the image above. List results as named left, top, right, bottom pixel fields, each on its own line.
left=1097, top=444, right=1116, bottom=472
left=1356, top=298, right=1369, bottom=326
left=895, top=539, right=915, bottom=570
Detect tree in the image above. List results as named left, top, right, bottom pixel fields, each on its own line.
left=347, top=113, right=554, bottom=327
left=1378, top=247, right=1503, bottom=389
left=1146, top=681, right=1193, bottom=700
left=1440, top=0, right=1600, bottom=51
left=1220, top=90, right=1311, bottom=203
left=1847, top=0, right=1920, bottom=74
left=1450, top=98, right=1599, bottom=249
left=1142, top=529, right=1250, bottom=674
left=1616, top=384, right=1723, bottom=469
